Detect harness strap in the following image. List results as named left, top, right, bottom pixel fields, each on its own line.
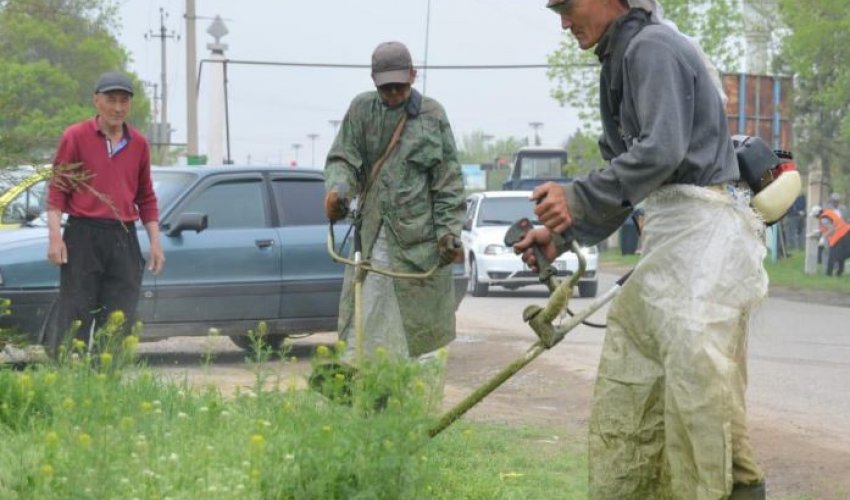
left=361, top=113, right=408, bottom=200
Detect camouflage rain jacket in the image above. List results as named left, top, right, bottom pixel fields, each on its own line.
left=324, top=89, right=464, bottom=357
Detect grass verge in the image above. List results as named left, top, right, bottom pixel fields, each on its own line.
left=601, top=250, right=850, bottom=295
left=0, top=316, right=587, bottom=499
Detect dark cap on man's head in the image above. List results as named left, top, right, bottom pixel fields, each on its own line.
left=371, top=41, right=413, bottom=87
left=94, top=71, right=134, bottom=96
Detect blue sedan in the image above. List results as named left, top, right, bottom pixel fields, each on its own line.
left=0, top=166, right=467, bottom=352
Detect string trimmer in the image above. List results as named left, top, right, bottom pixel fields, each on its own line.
left=427, top=217, right=632, bottom=438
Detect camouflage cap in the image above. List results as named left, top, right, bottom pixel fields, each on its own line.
left=371, top=41, right=413, bottom=86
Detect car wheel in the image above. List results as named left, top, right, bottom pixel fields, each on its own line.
left=468, top=258, right=489, bottom=297
left=578, top=280, right=598, bottom=298
left=229, top=334, right=287, bottom=354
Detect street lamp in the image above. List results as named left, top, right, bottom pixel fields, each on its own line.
left=307, top=133, right=319, bottom=166
left=292, top=143, right=302, bottom=166
left=528, top=122, right=543, bottom=146
left=329, top=119, right=341, bottom=136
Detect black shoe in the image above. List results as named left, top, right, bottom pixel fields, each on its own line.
left=730, top=482, right=765, bottom=500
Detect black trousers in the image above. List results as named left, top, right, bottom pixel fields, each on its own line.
left=827, top=232, right=850, bottom=277
left=51, top=217, right=144, bottom=350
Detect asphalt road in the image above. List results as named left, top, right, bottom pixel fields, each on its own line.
left=458, top=270, right=850, bottom=442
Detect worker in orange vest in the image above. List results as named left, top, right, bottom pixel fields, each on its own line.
left=811, top=205, right=850, bottom=276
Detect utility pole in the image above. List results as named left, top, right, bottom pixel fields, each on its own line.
left=206, top=16, right=229, bottom=165
left=307, top=133, right=319, bottom=166
left=422, top=0, right=432, bottom=95
left=146, top=8, right=179, bottom=164
left=142, top=81, right=159, bottom=134
left=185, top=0, right=199, bottom=163
left=529, top=121, right=543, bottom=146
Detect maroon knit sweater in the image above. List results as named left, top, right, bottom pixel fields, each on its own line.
left=48, top=117, right=158, bottom=223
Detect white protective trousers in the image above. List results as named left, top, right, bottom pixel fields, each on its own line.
left=588, top=184, right=768, bottom=500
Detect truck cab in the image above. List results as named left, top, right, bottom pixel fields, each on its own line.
left=501, top=146, right=570, bottom=191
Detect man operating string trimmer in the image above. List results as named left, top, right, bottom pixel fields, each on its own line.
left=514, top=1, right=770, bottom=499
left=323, top=41, right=465, bottom=395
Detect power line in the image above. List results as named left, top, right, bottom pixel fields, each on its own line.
left=196, top=59, right=593, bottom=96
left=202, top=58, right=577, bottom=70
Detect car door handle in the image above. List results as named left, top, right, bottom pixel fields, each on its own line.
left=255, top=239, right=275, bottom=249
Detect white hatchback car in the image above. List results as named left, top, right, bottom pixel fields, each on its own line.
left=461, top=191, right=599, bottom=297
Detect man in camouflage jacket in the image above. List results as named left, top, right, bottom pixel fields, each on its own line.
left=323, top=41, right=464, bottom=359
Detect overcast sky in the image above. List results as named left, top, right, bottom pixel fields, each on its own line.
left=116, top=0, right=581, bottom=166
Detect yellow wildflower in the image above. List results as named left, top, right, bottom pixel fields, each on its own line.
left=99, top=352, right=113, bottom=367
left=61, top=398, right=75, bottom=411
left=140, top=401, right=154, bottom=413
left=40, top=464, right=54, bottom=478
left=45, top=431, right=60, bottom=448
left=315, top=345, right=330, bottom=358
left=122, top=335, right=139, bottom=351
left=107, top=310, right=125, bottom=328
left=249, top=434, right=265, bottom=450
left=77, top=433, right=92, bottom=448
left=43, top=372, right=58, bottom=386
left=120, top=417, right=135, bottom=430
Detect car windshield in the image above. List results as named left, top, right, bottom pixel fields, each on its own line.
left=152, top=171, right=196, bottom=210
left=477, top=197, right=539, bottom=227
left=517, top=154, right=566, bottom=179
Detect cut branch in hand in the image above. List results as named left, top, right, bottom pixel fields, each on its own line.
left=47, top=163, right=128, bottom=232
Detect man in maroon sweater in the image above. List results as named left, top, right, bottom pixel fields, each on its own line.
left=46, top=71, right=165, bottom=354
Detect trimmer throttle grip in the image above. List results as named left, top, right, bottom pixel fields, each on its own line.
left=504, top=218, right=556, bottom=282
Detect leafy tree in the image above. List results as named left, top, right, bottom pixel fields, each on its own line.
left=547, top=0, right=743, bottom=132
left=775, top=0, right=850, bottom=194
left=0, top=0, right=150, bottom=167
left=457, top=131, right=527, bottom=165
left=564, top=130, right=606, bottom=178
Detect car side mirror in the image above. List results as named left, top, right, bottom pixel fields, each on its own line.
left=462, top=220, right=472, bottom=231
left=166, top=212, right=208, bottom=237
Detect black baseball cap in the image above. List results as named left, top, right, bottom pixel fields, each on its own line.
left=94, top=71, right=134, bottom=96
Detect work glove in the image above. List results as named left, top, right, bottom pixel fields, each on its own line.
left=437, top=234, right=463, bottom=266
left=324, top=187, right=349, bottom=222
